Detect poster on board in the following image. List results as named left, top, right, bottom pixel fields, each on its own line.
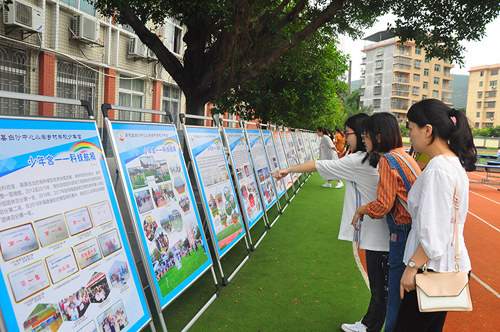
left=291, top=132, right=305, bottom=165
left=301, top=132, right=312, bottom=163
left=0, top=117, right=150, bottom=332
left=261, top=131, right=286, bottom=198
left=280, top=131, right=299, bottom=183
left=107, top=122, right=213, bottom=309
left=271, top=131, right=293, bottom=190
left=183, top=127, right=245, bottom=258
left=224, top=129, right=263, bottom=229
left=286, top=131, right=300, bottom=167
left=245, top=130, right=277, bottom=211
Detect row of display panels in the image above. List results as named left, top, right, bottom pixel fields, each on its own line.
left=0, top=114, right=319, bottom=332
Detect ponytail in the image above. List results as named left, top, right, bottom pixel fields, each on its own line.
left=407, top=99, right=477, bottom=171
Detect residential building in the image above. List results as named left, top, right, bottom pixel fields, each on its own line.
left=0, top=0, right=184, bottom=130
left=467, top=64, right=499, bottom=129
left=359, top=30, right=454, bottom=120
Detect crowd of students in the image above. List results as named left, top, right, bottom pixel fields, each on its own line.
left=273, top=99, right=475, bottom=332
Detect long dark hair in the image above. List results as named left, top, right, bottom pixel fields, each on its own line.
left=335, top=127, right=345, bottom=137
left=362, top=113, right=403, bottom=153
left=407, top=99, right=477, bottom=171
left=344, top=113, right=380, bottom=168
left=317, top=127, right=328, bottom=135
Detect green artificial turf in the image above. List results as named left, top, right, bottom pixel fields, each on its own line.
left=144, top=173, right=370, bottom=332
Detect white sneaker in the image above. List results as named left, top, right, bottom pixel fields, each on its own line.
left=335, top=181, right=344, bottom=189
left=322, top=182, right=332, bottom=188
left=341, top=321, right=367, bottom=332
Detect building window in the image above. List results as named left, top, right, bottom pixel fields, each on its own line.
left=432, top=90, right=439, bottom=98
left=483, top=123, right=493, bottom=128
left=412, top=100, right=418, bottom=105
left=424, top=68, right=429, bottom=76
left=477, top=101, right=482, bottom=108
left=0, top=45, right=31, bottom=116
left=476, top=112, right=480, bottom=117
left=373, top=99, right=381, bottom=108
left=375, top=60, right=384, bottom=69
left=374, top=86, right=382, bottom=95
left=492, top=69, right=499, bottom=76
left=422, top=94, right=427, bottom=100
left=434, top=77, right=440, bottom=85
left=479, top=81, right=483, bottom=87
left=118, top=75, right=144, bottom=121
left=412, top=86, right=420, bottom=95
left=60, top=0, right=95, bottom=16
left=486, top=90, right=497, bottom=98
left=161, top=20, right=183, bottom=55
left=480, top=71, right=484, bottom=77
left=413, top=74, right=420, bottom=82
left=490, top=80, right=498, bottom=87
left=475, top=122, right=479, bottom=128
left=485, top=101, right=496, bottom=108
left=425, top=58, right=430, bottom=63
left=422, top=82, right=428, bottom=90
left=434, top=64, right=441, bottom=72
left=376, top=48, right=384, bottom=56
left=374, top=73, right=382, bottom=84
left=478, top=91, right=483, bottom=98
left=162, top=85, right=181, bottom=125
left=56, top=60, right=98, bottom=119
left=415, top=47, right=422, bottom=55
left=414, top=59, right=422, bottom=69
left=486, top=112, right=495, bottom=119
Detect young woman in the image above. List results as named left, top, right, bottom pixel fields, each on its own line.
left=317, top=127, right=342, bottom=188
left=275, top=114, right=390, bottom=332
left=352, top=112, right=421, bottom=332
left=335, top=127, right=347, bottom=158
left=395, top=99, right=475, bottom=331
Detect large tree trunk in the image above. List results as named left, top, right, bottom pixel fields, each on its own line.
left=184, top=94, right=208, bottom=126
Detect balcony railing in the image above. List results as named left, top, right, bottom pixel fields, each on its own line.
left=392, top=90, right=410, bottom=97
left=442, top=84, right=453, bottom=90
left=393, top=63, right=411, bottom=70
left=394, top=77, right=409, bottom=83
left=441, top=97, right=452, bottom=103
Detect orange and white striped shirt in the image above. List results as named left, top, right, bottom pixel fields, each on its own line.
left=366, top=147, right=421, bottom=225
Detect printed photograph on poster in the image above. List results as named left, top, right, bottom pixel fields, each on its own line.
left=0, top=223, right=39, bottom=261
left=8, top=260, right=51, bottom=303
left=45, top=247, right=79, bottom=284
left=151, top=183, right=176, bottom=208
left=139, top=156, right=156, bottom=177
left=34, top=214, right=70, bottom=247
left=96, top=300, right=128, bottom=332
left=64, top=207, right=93, bottom=236
left=108, top=260, right=131, bottom=288
left=143, top=215, right=158, bottom=242
left=98, top=229, right=122, bottom=257
left=89, top=201, right=114, bottom=227
left=74, top=237, right=102, bottom=269
left=178, top=195, right=191, bottom=213
left=174, top=176, right=186, bottom=194
left=57, top=286, right=91, bottom=322
left=134, top=189, right=155, bottom=214
left=86, top=271, right=110, bottom=304
left=23, top=303, right=64, bottom=332
left=78, top=321, right=98, bottom=332
left=127, top=166, right=148, bottom=190
left=154, top=159, right=171, bottom=184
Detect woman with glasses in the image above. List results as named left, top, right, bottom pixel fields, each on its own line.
left=352, top=113, right=421, bottom=332
left=274, top=114, right=390, bottom=332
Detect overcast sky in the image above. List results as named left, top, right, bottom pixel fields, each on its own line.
left=341, top=14, right=500, bottom=81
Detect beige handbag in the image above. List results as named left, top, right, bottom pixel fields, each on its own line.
left=415, top=177, right=473, bottom=312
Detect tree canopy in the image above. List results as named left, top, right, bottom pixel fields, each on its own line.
left=87, top=0, right=499, bottom=119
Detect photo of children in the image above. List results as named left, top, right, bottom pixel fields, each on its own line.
left=139, top=156, right=156, bottom=177
left=134, top=189, right=154, bottom=214
left=143, top=215, right=158, bottom=242
left=154, top=160, right=171, bottom=184
left=23, top=303, right=64, bottom=332
left=179, top=195, right=190, bottom=213
left=96, top=301, right=128, bottom=332
left=159, top=210, right=172, bottom=234
left=86, top=272, right=110, bottom=304
left=127, top=166, right=147, bottom=190
left=108, top=261, right=130, bottom=288
left=154, top=228, right=169, bottom=252
left=58, top=287, right=91, bottom=322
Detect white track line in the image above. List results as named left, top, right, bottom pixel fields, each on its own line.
left=470, top=190, right=500, bottom=205
left=471, top=273, right=500, bottom=299
left=468, top=211, right=500, bottom=233
left=352, top=242, right=370, bottom=288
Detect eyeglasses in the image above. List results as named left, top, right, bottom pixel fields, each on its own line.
left=344, top=132, right=355, bottom=136
left=406, top=121, right=410, bottom=129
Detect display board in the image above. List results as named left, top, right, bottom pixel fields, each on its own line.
left=0, top=116, right=151, bottom=332
left=280, top=131, right=299, bottom=183
left=272, top=131, right=294, bottom=189
left=245, top=130, right=277, bottom=211
left=224, top=129, right=263, bottom=228
left=183, top=127, right=246, bottom=258
left=301, top=132, right=312, bottom=163
left=292, top=131, right=306, bottom=164
left=106, top=121, right=213, bottom=309
left=262, top=130, right=286, bottom=198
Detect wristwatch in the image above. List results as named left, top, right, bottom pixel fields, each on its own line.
left=408, top=260, right=419, bottom=270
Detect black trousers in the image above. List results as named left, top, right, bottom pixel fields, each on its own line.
left=361, top=250, right=389, bottom=332
left=393, top=288, right=447, bottom=332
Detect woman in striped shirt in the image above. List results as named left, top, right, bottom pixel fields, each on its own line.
left=352, top=113, right=421, bottom=332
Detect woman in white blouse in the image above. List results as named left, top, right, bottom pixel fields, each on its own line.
left=395, top=99, right=476, bottom=331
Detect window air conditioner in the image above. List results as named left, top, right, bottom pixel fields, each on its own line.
left=147, top=48, right=157, bottom=60
left=375, top=80, right=382, bottom=85
left=3, top=0, right=43, bottom=33
left=492, top=86, right=497, bottom=90
left=129, top=37, right=148, bottom=58
left=71, top=14, right=100, bottom=44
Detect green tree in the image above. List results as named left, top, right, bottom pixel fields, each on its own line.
left=152, top=248, right=161, bottom=262
left=211, top=32, right=348, bottom=129
left=472, top=125, right=500, bottom=138
left=86, top=0, right=499, bottom=118
left=342, top=89, right=374, bottom=118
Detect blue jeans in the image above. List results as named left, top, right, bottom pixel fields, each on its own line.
left=384, top=219, right=411, bottom=332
